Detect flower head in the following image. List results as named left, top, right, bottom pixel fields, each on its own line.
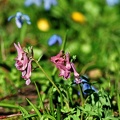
left=8, top=12, right=31, bottom=28
left=24, top=0, right=57, bottom=10
left=14, top=42, right=32, bottom=85
left=51, top=51, right=70, bottom=79
left=106, top=0, right=120, bottom=6
left=79, top=76, right=98, bottom=96
left=51, top=51, right=80, bottom=80
left=24, top=0, right=42, bottom=7
left=37, top=18, right=50, bottom=31
left=71, top=11, right=86, bottom=24
left=43, top=0, right=57, bottom=10
left=48, top=34, right=62, bottom=46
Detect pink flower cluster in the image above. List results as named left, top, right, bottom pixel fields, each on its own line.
left=51, top=51, right=81, bottom=84
left=14, top=42, right=32, bottom=85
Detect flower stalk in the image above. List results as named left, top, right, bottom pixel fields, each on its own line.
left=33, top=59, right=60, bottom=94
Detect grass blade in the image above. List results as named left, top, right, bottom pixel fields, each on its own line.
left=34, top=82, right=44, bottom=111
left=41, top=114, right=56, bottom=120
left=0, top=103, right=19, bottom=109
left=26, top=98, right=41, bottom=118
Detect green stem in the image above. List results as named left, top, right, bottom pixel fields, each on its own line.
left=78, top=84, right=84, bottom=120
left=33, top=59, right=60, bottom=94
left=78, top=84, right=86, bottom=120
left=61, top=29, right=68, bottom=51
left=34, top=82, right=44, bottom=111
left=78, top=84, right=84, bottom=106
left=116, top=77, right=120, bottom=115
left=0, top=38, right=6, bottom=61
left=117, top=92, right=120, bottom=115
left=20, top=24, right=27, bottom=43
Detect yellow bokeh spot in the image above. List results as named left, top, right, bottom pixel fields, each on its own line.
left=37, top=18, right=50, bottom=31
left=71, top=12, right=86, bottom=23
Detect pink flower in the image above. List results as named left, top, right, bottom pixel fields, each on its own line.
left=14, top=42, right=24, bottom=59
left=15, top=53, right=28, bottom=71
left=22, top=60, right=32, bottom=79
left=57, top=63, right=71, bottom=79
left=51, top=51, right=72, bottom=79
left=51, top=51, right=81, bottom=82
left=71, top=63, right=81, bottom=84
left=51, top=51, right=65, bottom=65
left=14, top=42, right=32, bottom=85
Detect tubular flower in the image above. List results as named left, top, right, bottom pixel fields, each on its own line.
left=51, top=51, right=71, bottom=79
left=22, top=60, right=32, bottom=85
left=8, top=12, right=31, bottom=28
left=51, top=51, right=81, bottom=81
left=71, top=63, right=81, bottom=84
left=78, top=76, right=98, bottom=96
left=14, top=42, right=32, bottom=85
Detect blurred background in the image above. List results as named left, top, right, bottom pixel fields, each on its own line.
left=0, top=0, right=120, bottom=114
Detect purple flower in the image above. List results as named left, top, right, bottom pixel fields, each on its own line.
left=24, top=0, right=42, bottom=7
left=43, top=0, right=57, bottom=10
left=48, top=34, right=62, bottom=46
left=14, top=42, right=32, bottom=85
left=106, top=0, right=119, bottom=6
left=14, top=43, right=28, bottom=71
left=51, top=51, right=70, bottom=79
left=8, top=12, right=31, bottom=28
left=51, top=51, right=80, bottom=80
left=71, top=63, right=81, bottom=84
left=22, top=60, right=32, bottom=85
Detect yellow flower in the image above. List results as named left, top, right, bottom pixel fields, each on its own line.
left=71, top=12, right=86, bottom=23
left=37, top=18, right=50, bottom=31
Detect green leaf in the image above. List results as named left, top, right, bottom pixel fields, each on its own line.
left=26, top=98, right=41, bottom=118
left=41, top=114, right=56, bottom=120
left=49, top=87, right=54, bottom=116
left=18, top=106, right=30, bottom=120
left=56, top=105, right=61, bottom=120
left=71, top=115, right=80, bottom=120
left=0, top=103, right=19, bottom=109
left=34, top=82, right=44, bottom=110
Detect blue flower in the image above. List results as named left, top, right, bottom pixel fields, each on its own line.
left=75, top=75, right=98, bottom=96
left=24, top=0, right=57, bottom=10
left=80, top=76, right=98, bottom=95
left=24, top=0, right=42, bottom=7
left=8, top=12, right=31, bottom=28
left=48, top=34, right=62, bottom=46
left=43, top=0, right=57, bottom=10
left=106, top=0, right=120, bottom=6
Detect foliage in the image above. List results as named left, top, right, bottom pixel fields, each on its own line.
left=0, top=0, right=120, bottom=119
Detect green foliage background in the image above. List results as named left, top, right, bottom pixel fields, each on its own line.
left=0, top=0, right=120, bottom=119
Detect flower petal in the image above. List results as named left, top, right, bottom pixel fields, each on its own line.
left=8, top=15, right=15, bottom=21
left=22, top=60, right=32, bottom=80
left=43, top=0, right=57, bottom=10
left=26, top=79, right=31, bottom=85
left=48, top=34, right=62, bottom=46
left=14, top=42, right=24, bottom=60
left=15, top=17, right=23, bottom=28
